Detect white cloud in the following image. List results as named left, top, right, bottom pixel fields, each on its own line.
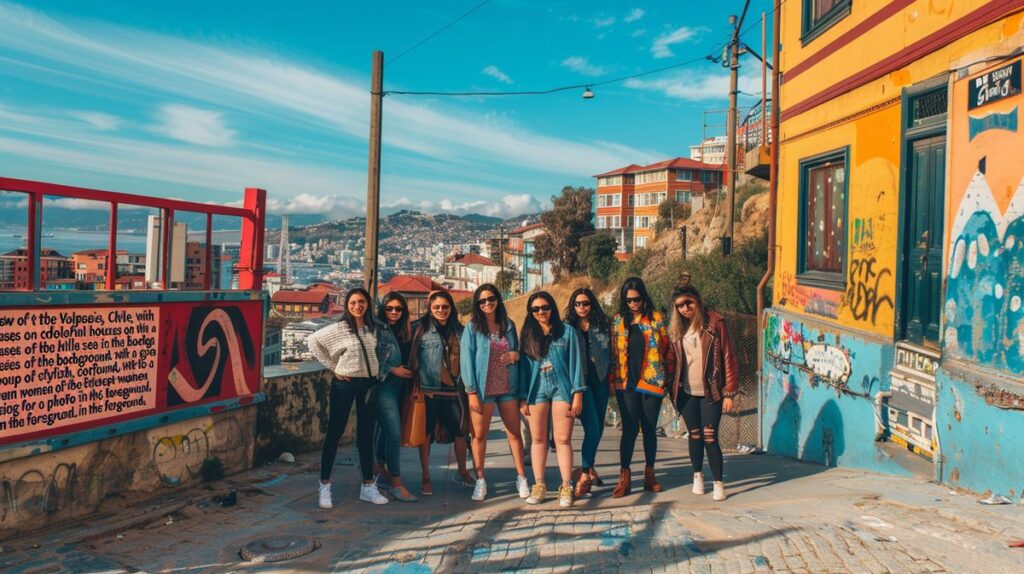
left=437, top=194, right=541, bottom=218
left=624, top=9, right=646, bottom=23
left=593, top=16, right=616, bottom=29
left=155, top=104, right=235, bottom=147
left=561, top=56, right=609, bottom=77
left=651, top=26, right=698, bottom=58
left=632, top=28, right=647, bottom=38
left=70, top=111, right=120, bottom=131
left=625, top=68, right=764, bottom=102
left=482, top=65, right=513, bottom=84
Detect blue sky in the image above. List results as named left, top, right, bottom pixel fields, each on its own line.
left=0, top=0, right=772, bottom=220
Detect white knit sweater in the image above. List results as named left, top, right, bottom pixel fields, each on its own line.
left=307, top=321, right=379, bottom=379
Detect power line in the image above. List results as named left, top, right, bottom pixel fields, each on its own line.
left=387, top=0, right=492, bottom=65
left=384, top=54, right=712, bottom=97
left=739, top=0, right=789, bottom=41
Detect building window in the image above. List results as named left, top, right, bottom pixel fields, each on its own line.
left=798, top=147, right=849, bottom=289
left=675, top=169, right=692, bottom=182
left=675, top=191, right=691, bottom=202
left=597, top=194, right=621, bottom=208
left=627, top=195, right=634, bottom=207
left=598, top=175, right=622, bottom=187
left=597, top=216, right=606, bottom=229
left=802, top=0, right=851, bottom=44
left=635, top=235, right=648, bottom=249
left=635, top=170, right=668, bottom=184
left=701, top=170, right=720, bottom=185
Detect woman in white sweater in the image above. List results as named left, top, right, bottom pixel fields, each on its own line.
left=307, top=287, right=388, bottom=508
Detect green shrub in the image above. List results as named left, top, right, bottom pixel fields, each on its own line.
left=579, top=232, right=620, bottom=282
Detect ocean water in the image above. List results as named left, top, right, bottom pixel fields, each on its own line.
left=0, top=227, right=148, bottom=256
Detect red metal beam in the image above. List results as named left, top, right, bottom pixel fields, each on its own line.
left=106, top=203, right=118, bottom=291
left=238, top=187, right=266, bottom=290
left=0, top=177, right=252, bottom=219
left=26, top=192, right=41, bottom=290
left=204, top=213, right=212, bottom=291
left=162, top=208, right=174, bottom=289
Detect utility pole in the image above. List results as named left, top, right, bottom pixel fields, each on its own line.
left=723, top=1, right=750, bottom=256
left=364, top=51, right=384, bottom=302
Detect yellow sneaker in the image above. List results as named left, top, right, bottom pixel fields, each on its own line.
left=526, top=482, right=546, bottom=505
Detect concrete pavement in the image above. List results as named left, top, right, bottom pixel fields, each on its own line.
left=3, top=422, right=1024, bottom=573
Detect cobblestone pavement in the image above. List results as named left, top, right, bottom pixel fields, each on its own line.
left=4, top=424, right=1024, bottom=573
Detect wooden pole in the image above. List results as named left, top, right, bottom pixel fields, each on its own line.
left=364, top=50, right=384, bottom=303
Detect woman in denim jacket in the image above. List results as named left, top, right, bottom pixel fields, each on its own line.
left=563, top=287, right=612, bottom=498
left=518, top=291, right=585, bottom=508
left=408, top=290, right=473, bottom=495
left=372, top=292, right=418, bottom=502
left=460, top=284, right=529, bottom=502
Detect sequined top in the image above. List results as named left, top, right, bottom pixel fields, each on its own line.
left=485, top=332, right=511, bottom=397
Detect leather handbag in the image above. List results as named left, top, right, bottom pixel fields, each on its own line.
left=400, top=381, right=427, bottom=447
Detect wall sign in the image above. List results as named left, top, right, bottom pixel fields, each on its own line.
left=968, top=60, right=1021, bottom=110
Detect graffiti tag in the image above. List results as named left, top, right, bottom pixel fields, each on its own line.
left=844, top=257, right=894, bottom=325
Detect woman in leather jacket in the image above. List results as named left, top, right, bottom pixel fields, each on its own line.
left=666, top=281, right=739, bottom=501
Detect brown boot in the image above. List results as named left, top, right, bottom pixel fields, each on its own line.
left=573, top=468, right=592, bottom=498
left=612, top=468, right=631, bottom=498
left=589, top=468, right=604, bottom=487
left=643, top=465, right=663, bottom=492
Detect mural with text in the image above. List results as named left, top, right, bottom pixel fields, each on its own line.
left=946, top=57, right=1024, bottom=374
left=0, top=300, right=263, bottom=446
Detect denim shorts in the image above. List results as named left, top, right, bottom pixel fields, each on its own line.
left=485, top=393, right=520, bottom=404
left=530, top=365, right=568, bottom=405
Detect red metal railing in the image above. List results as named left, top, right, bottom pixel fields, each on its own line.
left=0, top=177, right=265, bottom=291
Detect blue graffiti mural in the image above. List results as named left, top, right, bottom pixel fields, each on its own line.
left=945, top=172, right=1024, bottom=373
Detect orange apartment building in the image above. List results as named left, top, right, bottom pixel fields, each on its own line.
left=594, top=157, right=724, bottom=258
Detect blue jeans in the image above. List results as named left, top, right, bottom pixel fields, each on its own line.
left=579, top=382, right=610, bottom=470
left=530, top=367, right=568, bottom=404
left=375, top=379, right=404, bottom=476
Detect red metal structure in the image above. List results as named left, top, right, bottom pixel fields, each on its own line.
left=0, top=177, right=265, bottom=291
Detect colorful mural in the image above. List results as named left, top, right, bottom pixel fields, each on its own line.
left=946, top=56, right=1024, bottom=375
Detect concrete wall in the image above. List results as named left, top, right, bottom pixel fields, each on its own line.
left=256, top=362, right=335, bottom=465
left=762, top=310, right=913, bottom=476
left=0, top=407, right=255, bottom=540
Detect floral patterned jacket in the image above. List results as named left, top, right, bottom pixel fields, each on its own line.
left=609, top=311, right=675, bottom=397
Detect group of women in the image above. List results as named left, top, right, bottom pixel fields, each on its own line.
left=307, top=276, right=738, bottom=510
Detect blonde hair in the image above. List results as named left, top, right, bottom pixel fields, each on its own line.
left=667, top=277, right=706, bottom=343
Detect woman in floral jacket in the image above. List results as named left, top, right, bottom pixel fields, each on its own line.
left=609, top=277, right=675, bottom=497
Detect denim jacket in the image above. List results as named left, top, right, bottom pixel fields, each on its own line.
left=583, top=324, right=612, bottom=384
left=410, top=319, right=464, bottom=394
left=460, top=320, right=520, bottom=401
left=376, top=325, right=405, bottom=385
left=520, top=324, right=586, bottom=404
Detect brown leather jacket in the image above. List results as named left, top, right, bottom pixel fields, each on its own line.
left=668, top=310, right=739, bottom=404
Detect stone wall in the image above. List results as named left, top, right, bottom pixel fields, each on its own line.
left=255, top=362, right=336, bottom=465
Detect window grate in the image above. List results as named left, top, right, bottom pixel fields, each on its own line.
left=911, top=90, right=947, bottom=127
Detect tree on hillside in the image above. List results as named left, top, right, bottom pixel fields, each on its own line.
left=496, top=269, right=519, bottom=296
left=578, top=232, right=620, bottom=282
left=655, top=198, right=692, bottom=232
left=533, top=186, right=595, bottom=279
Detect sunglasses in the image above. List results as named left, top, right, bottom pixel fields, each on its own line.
left=675, top=300, right=697, bottom=310
left=573, top=300, right=592, bottom=308
left=529, top=305, right=552, bottom=314
left=625, top=297, right=643, bottom=304
left=477, top=295, right=498, bottom=306
left=384, top=306, right=404, bottom=313
left=431, top=305, right=451, bottom=311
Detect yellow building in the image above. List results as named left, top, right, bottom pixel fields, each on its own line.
left=764, top=0, right=1024, bottom=495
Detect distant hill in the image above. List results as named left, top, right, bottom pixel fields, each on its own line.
left=462, top=213, right=504, bottom=225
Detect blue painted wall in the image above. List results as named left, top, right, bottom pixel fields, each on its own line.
left=762, top=310, right=913, bottom=476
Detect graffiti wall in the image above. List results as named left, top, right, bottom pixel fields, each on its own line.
left=762, top=309, right=913, bottom=475
left=0, top=299, right=263, bottom=447
left=946, top=56, right=1024, bottom=374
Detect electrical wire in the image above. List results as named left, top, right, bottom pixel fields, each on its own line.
left=386, top=0, right=492, bottom=65
left=384, top=54, right=712, bottom=97
left=739, top=0, right=789, bottom=41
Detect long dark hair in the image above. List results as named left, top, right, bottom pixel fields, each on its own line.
left=418, top=290, right=461, bottom=340
left=618, top=276, right=655, bottom=325
left=470, top=283, right=508, bottom=335
left=377, top=292, right=411, bottom=342
left=563, top=287, right=609, bottom=332
left=520, top=291, right=563, bottom=360
left=341, top=287, right=376, bottom=333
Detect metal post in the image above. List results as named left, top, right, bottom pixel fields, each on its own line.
left=27, top=192, right=41, bottom=290
left=162, top=208, right=174, bottom=289
left=204, top=213, right=212, bottom=291
left=364, top=50, right=384, bottom=303
left=723, top=1, right=750, bottom=256
left=106, top=203, right=118, bottom=291
left=680, top=225, right=688, bottom=260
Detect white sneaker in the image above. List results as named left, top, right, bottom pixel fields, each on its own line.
left=318, top=482, right=333, bottom=509
left=471, top=479, right=488, bottom=502
left=713, top=481, right=726, bottom=501
left=360, top=483, right=390, bottom=505
left=516, top=475, right=531, bottom=499
left=692, top=472, right=705, bottom=495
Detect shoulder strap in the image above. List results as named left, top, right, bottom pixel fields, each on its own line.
left=353, top=328, right=376, bottom=378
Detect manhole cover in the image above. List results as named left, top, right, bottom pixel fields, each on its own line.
left=239, top=535, right=319, bottom=563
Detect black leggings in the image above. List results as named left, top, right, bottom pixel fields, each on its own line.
left=676, top=392, right=724, bottom=481
left=616, top=390, right=663, bottom=468
left=321, top=377, right=378, bottom=482
left=424, top=394, right=465, bottom=440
